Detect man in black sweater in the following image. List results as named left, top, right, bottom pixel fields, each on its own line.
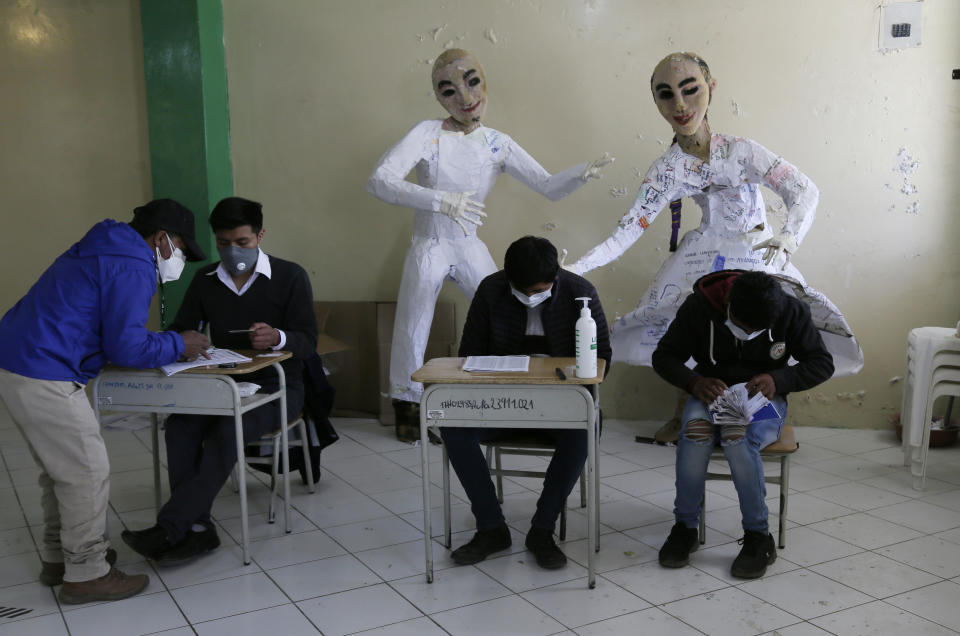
left=653, top=270, right=833, bottom=579
left=443, top=236, right=611, bottom=569
left=123, top=197, right=317, bottom=564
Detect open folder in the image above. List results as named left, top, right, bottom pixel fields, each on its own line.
left=159, top=348, right=252, bottom=376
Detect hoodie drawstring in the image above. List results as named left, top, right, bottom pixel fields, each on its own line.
left=709, top=321, right=716, bottom=366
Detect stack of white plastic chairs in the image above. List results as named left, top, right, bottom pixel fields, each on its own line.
left=901, top=325, right=960, bottom=490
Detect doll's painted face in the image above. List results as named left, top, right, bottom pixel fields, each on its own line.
left=433, top=54, right=487, bottom=130
left=651, top=54, right=714, bottom=137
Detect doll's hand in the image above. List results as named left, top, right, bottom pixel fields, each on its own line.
left=752, top=232, right=798, bottom=269
left=439, top=191, right=487, bottom=236
left=581, top=152, right=615, bottom=181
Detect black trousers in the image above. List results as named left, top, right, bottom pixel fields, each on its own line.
left=158, top=385, right=304, bottom=543
left=440, top=427, right=588, bottom=534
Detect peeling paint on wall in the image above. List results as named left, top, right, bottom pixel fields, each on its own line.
left=894, top=146, right=919, bottom=214
left=484, top=27, right=498, bottom=44
left=609, top=186, right=628, bottom=198
left=731, top=99, right=742, bottom=116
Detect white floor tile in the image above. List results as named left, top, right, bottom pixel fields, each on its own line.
left=296, top=583, right=421, bottom=636
left=762, top=526, right=862, bottom=567
left=0, top=527, right=36, bottom=559
left=758, top=623, right=833, bottom=636
left=0, top=552, right=41, bottom=588
left=169, top=572, right=288, bottom=624
left=62, top=592, right=187, bottom=636
left=391, top=565, right=510, bottom=613
left=250, top=529, right=346, bottom=570
left=809, top=455, right=900, bottom=481
left=780, top=492, right=856, bottom=525
left=809, top=551, right=941, bottom=598
left=661, top=586, right=798, bottom=636
left=738, top=569, right=873, bottom=619
left=193, top=603, right=317, bottom=636
left=574, top=606, right=703, bottom=635
left=563, top=531, right=659, bottom=573
left=603, top=469, right=679, bottom=498
left=886, top=580, right=960, bottom=632
left=521, top=576, right=650, bottom=628
left=268, top=554, right=381, bottom=601
left=0, top=582, right=59, bottom=625
left=354, top=616, right=449, bottom=636
left=878, top=535, right=960, bottom=578
left=323, top=516, right=422, bottom=552
left=0, top=613, right=68, bottom=636
left=595, top=498, right=674, bottom=531
left=154, top=543, right=261, bottom=590
left=474, top=549, right=588, bottom=593
left=603, top=561, right=727, bottom=605
left=806, top=512, right=922, bottom=549
left=354, top=539, right=434, bottom=581
left=690, top=541, right=800, bottom=584
left=806, top=482, right=910, bottom=512
left=430, top=594, right=564, bottom=636
left=868, top=498, right=960, bottom=534
left=810, top=599, right=957, bottom=636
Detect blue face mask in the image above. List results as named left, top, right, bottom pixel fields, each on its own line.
left=218, top=245, right=259, bottom=276
left=511, top=285, right=552, bottom=309
left=725, top=306, right=764, bottom=341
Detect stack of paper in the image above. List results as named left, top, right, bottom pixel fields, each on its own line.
left=462, top=356, right=530, bottom=372
left=709, top=383, right=779, bottom=426
left=159, top=348, right=252, bottom=376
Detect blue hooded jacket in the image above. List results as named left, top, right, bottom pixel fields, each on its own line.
left=0, top=220, right=185, bottom=383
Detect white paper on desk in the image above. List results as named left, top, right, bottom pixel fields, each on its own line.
left=159, top=348, right=252, bottom=376
left=462, top=355, right=530, bottom=372
left=235, top=382, right=260, bottom=398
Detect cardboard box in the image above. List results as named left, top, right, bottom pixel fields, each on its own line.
left=377, top=302, right=456, bottom=425
left=314, top=301, right=456, bottom=421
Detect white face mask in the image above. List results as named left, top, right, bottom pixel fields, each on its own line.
left=511, top=285, right=552, bottom=309
left=156, top=232, right=186, bottom=283
left=725, top=306, right=764, bottom=341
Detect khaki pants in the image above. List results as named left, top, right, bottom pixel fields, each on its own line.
left=0, top=368, right=111, bottom=582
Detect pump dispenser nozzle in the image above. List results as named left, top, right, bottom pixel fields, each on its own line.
left=576, top=296, right=591, bottom=317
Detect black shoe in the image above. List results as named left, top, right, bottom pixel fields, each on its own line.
left=121, top=525, right=172, bottom=560
left=155, top=523, right=221, bottom=566
left=731, top=530, right=776, bottom=579
left=525, top=528, right=567, bottom=570
left=393, top=400, right=421, bottom=442
left=451, top=524, right=512, bottom=565
left=658, top=522, right=700, bottom=568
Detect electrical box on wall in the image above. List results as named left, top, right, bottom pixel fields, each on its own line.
left=880, top=1, right=922, bottom=50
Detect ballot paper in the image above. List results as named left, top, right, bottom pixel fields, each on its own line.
left=235, top=382, right=261, bottom=398
left=159, top=348, right=252, bottom=376
left=462, top=355, right=530, bottom=372
left=709, top=383, right=780, bottom=426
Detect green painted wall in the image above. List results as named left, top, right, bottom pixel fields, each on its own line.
left=140, top=0, right=232, bottom=317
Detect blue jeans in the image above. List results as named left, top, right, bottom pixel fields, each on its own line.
left=673, top=395, right=786, bottom=534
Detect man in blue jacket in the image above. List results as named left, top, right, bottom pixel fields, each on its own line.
left=0, top=199, right=210, bottom=604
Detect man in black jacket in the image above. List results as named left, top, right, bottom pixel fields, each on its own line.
left=653, top=270, right=833, bottom=579
left=123, top=197, right=317, bottom=564
left=443, top=236, right=611, bottom=569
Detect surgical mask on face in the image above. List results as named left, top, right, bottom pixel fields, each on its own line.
left=511, top=286, right=552, bottom=309
left=156, top=232, right=186, bottom=283
left=725, top=306, right=764, bottom=341
left=218, top=245, right=259, bottom=277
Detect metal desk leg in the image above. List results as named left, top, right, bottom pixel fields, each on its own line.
left=276, top=363, right=291, bottom=533
left=442, top=442, right=452, bottom=548
left=235, top=404, right=250, bottom=565
left=152, top=414, right=161, bottom=513
left=421, top=403, right=434, bottom=583
left=587, top=401, right=596, bottom=589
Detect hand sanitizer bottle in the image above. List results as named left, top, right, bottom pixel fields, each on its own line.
left=575, top=297, right=597, bottom=378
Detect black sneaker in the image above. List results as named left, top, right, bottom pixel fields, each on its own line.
left=731, top=530, right=776, bottom=579
left=658, top=522, right=700, bottom=568
left=155, top=523, right=221, bottom=566
left=451, top=524, right=512, bottom=565
left=121, top=525, right=172, bottom=560
left=525, top=528, right=567, bottom=569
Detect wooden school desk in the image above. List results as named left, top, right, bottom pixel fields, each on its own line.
left=91, top=350, right=292, bottom=565
left=412, top=356, right=605, bottom=588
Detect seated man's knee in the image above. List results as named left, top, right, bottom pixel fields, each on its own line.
left=684, top=419, right=713, bottom=443
left=720, top=423, right=746, bottom=444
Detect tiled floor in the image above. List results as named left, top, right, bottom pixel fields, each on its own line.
left=3, top=412, right=960, bottom=635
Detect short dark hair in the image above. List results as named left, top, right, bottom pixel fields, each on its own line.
left=128, top=217, right=162, bottom=239
left=210, top=197, right=263, bottom=233
left=728, top=271, right=786, bottom=330
left=503, top=236, right=559, bottom=289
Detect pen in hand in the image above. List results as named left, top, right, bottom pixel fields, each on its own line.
left=555, top=367, right=567, bottom=381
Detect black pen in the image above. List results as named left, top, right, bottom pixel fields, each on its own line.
left=555, top=367, right=566, bottom=381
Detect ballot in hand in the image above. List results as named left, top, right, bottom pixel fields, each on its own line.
left=179, top=330, right=211, bottom=361
left=248, top=322, right=281, bottom=350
